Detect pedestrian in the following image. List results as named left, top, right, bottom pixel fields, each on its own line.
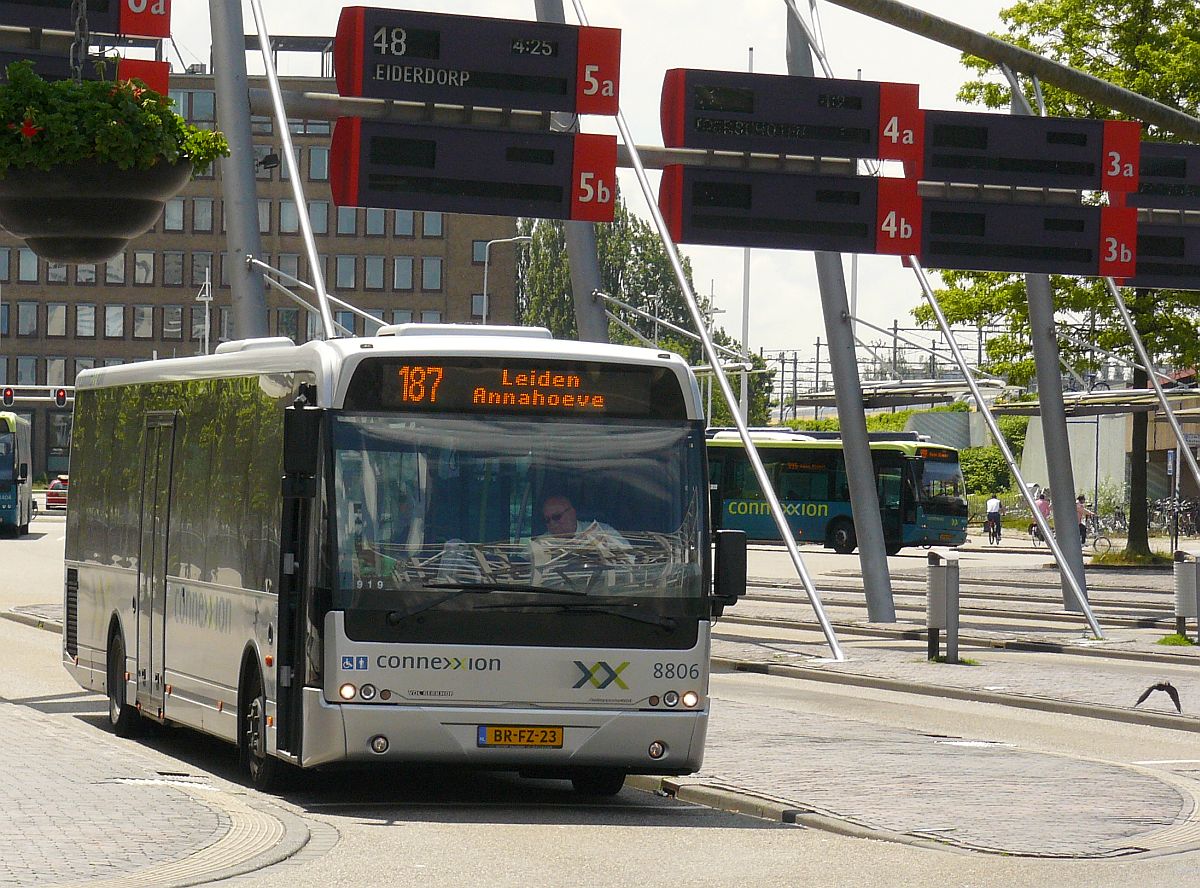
left=1076, top=495, right=1095, bottom=546
left=1032, top=491, right=1052, bottom=541
left=985, top=492, right=1004, bottom=544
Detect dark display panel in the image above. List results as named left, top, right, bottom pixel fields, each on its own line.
left=1129, top=141, right=1200, bottom=210
left=343, top=357, right=688, bottom=419
left=1127, top=222, right=1200, bottom=291
left=330, top=117, right=616, bottom=222
left=333, top=6, right=619, bottom=115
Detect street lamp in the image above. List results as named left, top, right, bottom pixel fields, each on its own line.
left=482, top=235, right=532, bottom=325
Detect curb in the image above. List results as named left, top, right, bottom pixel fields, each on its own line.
left=2, top=609, right=62, bottom=634
left=713, top=655, right=1200, bottom=734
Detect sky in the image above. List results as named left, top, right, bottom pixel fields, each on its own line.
left=166, top=0, right=1012, bottom=361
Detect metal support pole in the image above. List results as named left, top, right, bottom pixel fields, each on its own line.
left=569, top=0, right=844, bottom=660
left=912, top=259, right=1104, bottom=638
left=536, top=0, right=608, bottom=343
left=209, top=0, right=268, bottom=340
left=1104, top=278, right=1200, bottom=496
left=927, top=551, right=959, bottom=663
left=787, top=11, right=894, bottom=621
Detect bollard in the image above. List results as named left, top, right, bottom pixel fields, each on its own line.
left=927, top=552, right=960, bottom=663
left=1174, top=551, right=1199, bottom=642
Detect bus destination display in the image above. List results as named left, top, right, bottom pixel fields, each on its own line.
left=343, top=357, right=687, bottom=419
left=334, top=6, right=620, bottom=115
left=330, top=118, right=617, bottom=222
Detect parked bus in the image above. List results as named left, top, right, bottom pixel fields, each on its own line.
left=0, top=411, right=33, bottom=536
left=63, top=326, right=746, bottom=794
left=706, top=429, right=968, bottom=554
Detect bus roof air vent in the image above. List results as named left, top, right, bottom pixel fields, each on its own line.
left=213, top=337, right=297, bottom=354
left=375, top=323, right=553, bottom=339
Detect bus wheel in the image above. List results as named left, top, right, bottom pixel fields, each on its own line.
left=239, top=666, right=283, bottom=792
left=107, top=631, right=140, bottom=737
left=885, top=541, right=903, bottom=556
left=571, top=769, right=626, bottom=797
left=828, top=520, right=857, bottom=555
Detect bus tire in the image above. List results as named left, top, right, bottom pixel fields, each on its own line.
left=107, top=630, right=140, bottom=738
left=571, top=768, right=626, bottom=797
left=885, top=541, right=903, bottom=556
left=239, top=663, right=284, bottom=792
left=828, top=519, right=856, bottom=555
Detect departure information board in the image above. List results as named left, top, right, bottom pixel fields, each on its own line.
left=1128, top=222, right=1200, bottom=289
left=331, top=118, right=617, bottom=222
left=1129, top=141, right=1200, bottom=210
left=0, top=0, right=171, bottom=37
left=334, top=6, right=620, bottom=115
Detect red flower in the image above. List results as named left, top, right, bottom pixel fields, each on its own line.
left=7, top=116, right=41, bottom=139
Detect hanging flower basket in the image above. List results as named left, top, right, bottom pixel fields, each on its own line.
left=0, top=60, right=228, bottom=262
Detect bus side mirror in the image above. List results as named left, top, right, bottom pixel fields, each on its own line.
left=18, top=463, right=27, bottom=482
left=282, top=405, right=322, bottom=497
left=711, top=529, right=747, bottom=617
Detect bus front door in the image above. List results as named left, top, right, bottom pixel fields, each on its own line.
left=136, top=413, right=177, bottom=720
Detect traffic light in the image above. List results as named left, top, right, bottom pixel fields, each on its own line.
left=53, top=388, right=67, bottom=408
left=1, top=387, right=13, bottom=407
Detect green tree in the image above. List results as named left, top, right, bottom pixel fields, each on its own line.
left=515, top=194, right=773, bottom=424
left=917, top=0, right=1200, bottom=556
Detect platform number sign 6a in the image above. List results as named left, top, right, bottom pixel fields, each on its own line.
left=120, top=0, right=171, bottom=38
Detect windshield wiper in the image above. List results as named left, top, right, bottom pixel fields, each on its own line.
left=384, top=581, right=587, bottom=625
left=471, top=600, right=678, bottom=630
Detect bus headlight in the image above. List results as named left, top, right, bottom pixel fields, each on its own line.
left=663, top=690, right=679, bottom=707
left=339, top=683, right=357, bottom=700
left=682, top=690, right=699, bottom=708
left=648, top=741, right=667, bottom=759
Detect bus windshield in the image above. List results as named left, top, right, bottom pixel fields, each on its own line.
left=917, top=457, right=968, bottom=516
left=331, top=414, right=706, bottom=643
left=0, top=432, right=14, bottom=481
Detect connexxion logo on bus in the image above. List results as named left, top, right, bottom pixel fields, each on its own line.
left=726, top=500, right=830, bottom=517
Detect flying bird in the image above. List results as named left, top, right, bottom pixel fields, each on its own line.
left=1135, top=682, right=1182, bottom=714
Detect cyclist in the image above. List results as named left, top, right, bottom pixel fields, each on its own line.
left=1076, top=495, right=1095, bottom=546
left=985, top=492, right=1004, bottom=545
left=1032, top=492, right=1051, bottom=542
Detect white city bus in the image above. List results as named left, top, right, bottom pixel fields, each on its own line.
left=63, top=325, right=746, bottom=794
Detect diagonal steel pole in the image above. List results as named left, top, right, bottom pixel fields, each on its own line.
left=570, top=0, right=845, bottom=660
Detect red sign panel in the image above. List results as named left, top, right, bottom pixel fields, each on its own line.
left=117, top=58, right=168, bottom=95
left=875, top=178, right=921, bottom=255
left=119, top=0, right=171, bottom=38
left=1097, top=206, right=1138, bottom=279
left=1101, top=120, right=1141, bottom=194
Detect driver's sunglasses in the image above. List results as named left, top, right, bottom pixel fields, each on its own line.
left=544, top=507, right=572, bottom=523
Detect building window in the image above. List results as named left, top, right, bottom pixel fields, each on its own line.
left=219, top=307, right=233, bottom=342
left=335, top=310, right=355, bottom=335
left=46, top=303, right=66, bottom=337
left=335, top=255, right=356, bottom=289
left=251, top=115, right=272, bottom=135
left=280, top=146, right=301, bottom=182
left=16, top=356, right=36, bottom=385
left=472, top=240, right=488, bottom=263
left=421, top=256, right=442, bottom=291
left=391, top=309, right=413, bottom=325
left=420, top=310, right=442, bottom=324
left=280, top=200, right=299, bottom=234
left=0, top=304, right=6, bottom=337
left=46, top=357, right=66, bottom=387
left=364, top=256, right=384, bottom=289
left=309, top=146, right=329, bottom=180
left=366, top=208, right=385, bottom=236
left=422, top=212, right=443, bottom=237
left=48, top=263, right=67, bottom=283
left=163, top=305, right=183, bottom=340
left=163, top=251, right=184, bottom=286
left=75, top=304, right=95, bottom=338
left=133, top=305, right=154, bottom=339
left=73, top=357, right=95, bottom=380
left=190, top=90, right=215, bottom=124
left=277, top=253, right=300, bottom=281
left=365, top=308, right=385, bottom=333
left=17, top=248, right=37, bottom=282
left=104, top=305, right=124, bottom=338
left=193, top=197, right=214, bottom=232
left=102, top=358, right=123, bottom=367
left=164, top=197, right=185, bottom=231
left=220, top=252, right=231, bottom=287
left=133, top=251, right=154, bottom=285
left=254, top=144, right=274, bottom=180
left=0, top=247, right=10, bottom=281
left=393, top=256, right=414, bottom=289
left=258, top=199, right=271, bottom=234
left=471, top=293, right=486, bottom=319
left=309, top=201, right=329, bottom=235
left=337, top=206, right=357, bottom=235
left=394, top=210, right=414, bottom=237
left=192, top=252, right=213, bottom=287
left=106, top=255, right=125, bottom=284
left=16, top=302, right=36, bottom=336
left=76, top=263, right=96, bottom=285
left=190, top=305, right=208, bottom=342
left=277, top=307, right=300, bottom=343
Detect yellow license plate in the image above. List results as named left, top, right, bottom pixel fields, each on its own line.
left=477, top=725, right=563, bottom=748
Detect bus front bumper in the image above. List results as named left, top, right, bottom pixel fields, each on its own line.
left=297, top=687, right=708, bottom=774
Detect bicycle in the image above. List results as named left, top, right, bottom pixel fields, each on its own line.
left=985, top=516, right=1001, bottom=546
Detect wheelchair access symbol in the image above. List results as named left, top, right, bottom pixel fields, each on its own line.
left=573, top=660, right=629, bottom=690
left=341, top=656, right=369, bottom=671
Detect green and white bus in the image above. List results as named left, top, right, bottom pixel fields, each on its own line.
left=0, top=411, right=33, bottom=536
left=707, top=430, right=968, bottom=554
left=63, top=326, right=746, bottom=794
